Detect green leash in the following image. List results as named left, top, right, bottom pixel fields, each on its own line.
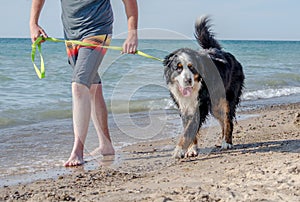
left=31, top=36, right=163, bottom=79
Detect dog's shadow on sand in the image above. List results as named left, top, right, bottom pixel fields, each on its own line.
left=121, top=139, right=300, bottom=163
left=206, top=139, right=300, bottom=155
left=179, top=139, right=300, bottom=163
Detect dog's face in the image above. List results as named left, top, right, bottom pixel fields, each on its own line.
left=164, top=49, right=201, bottom=97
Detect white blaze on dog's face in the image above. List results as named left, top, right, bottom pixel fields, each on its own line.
left=165, top=50, right=202, bottom=115
left=173, top=52, right=195, bottom=97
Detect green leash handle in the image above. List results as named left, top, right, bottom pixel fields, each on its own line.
left=31, top=36, right=163, bottom=79
left=31, top=37, right=45, bottom=78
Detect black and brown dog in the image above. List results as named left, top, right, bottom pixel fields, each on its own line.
left=164, top=16, right=245, bottom=158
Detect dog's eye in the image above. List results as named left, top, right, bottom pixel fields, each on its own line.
left=177, top=63, right=183, bottom=69
left=187, top=63, right=197, bottom=73
left=176, top=63, right=183, bottom=72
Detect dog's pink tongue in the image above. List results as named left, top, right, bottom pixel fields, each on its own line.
left=181, top=87, right=193, bottom=97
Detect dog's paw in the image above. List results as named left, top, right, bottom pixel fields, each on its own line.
left=221, top=140, right=233, bottom=150
left=173, top=146, right=185, bottom=159
left=185, top=144, right=198, bottom=158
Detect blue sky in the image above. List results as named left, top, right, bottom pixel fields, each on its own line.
left=1, top=0, right=300, bottom=40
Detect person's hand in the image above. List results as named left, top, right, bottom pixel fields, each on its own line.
left=30, top=24, right=48, bottom=43
left=122, top=30, right=138, bottom=54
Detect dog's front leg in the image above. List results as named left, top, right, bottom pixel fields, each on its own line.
left=186, top=137, right=198, bottom=158
left=173, top=111, right=200, bottom=159
left=173, top=136, right=187, bottom=159
left=172, top=135, right=198, bottom=158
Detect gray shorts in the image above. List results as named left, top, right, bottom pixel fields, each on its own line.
left=65, top=34, right=112, bottom=88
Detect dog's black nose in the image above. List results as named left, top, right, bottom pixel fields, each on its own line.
left=185, top=78, right=192, bottom=85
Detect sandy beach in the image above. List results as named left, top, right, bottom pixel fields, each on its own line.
left=1, top=102, right=299, bottom=202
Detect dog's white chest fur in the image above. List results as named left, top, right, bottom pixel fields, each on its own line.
left=169, top=82, right=201, bottom=116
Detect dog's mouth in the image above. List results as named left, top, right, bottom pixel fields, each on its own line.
left=178, top=85, right=193, bottom=97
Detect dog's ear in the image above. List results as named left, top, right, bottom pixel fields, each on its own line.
left=163, top=53, right=177, bottom=83
left=163, top=53, right=176, bottom=67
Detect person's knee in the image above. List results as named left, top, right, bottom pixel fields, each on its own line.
left=90, top=83, right=103, bottom=93
left=72, top=82, right=90, bottom=99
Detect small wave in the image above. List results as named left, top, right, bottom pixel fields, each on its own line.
left=0, top=117, right=16, bottom=128
left=242, top=86, right=300, bottom=100
left=108, top=98, right=175, bottom=114
left=0, top=74, right=14, bottom=82
left=0, top=108, right=72, bottom=129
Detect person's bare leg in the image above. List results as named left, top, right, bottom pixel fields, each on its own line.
left=64, top=83, right=91, bottom=167
left=89, top=83, right=115, bottom=156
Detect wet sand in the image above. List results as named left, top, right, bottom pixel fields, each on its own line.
left=1, top=102, right=299, bottom=201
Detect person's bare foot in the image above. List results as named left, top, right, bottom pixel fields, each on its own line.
left=88, top=144, right=115, bottom=157
left=64, top=153, right=84, bottom=167
left=101, top=140, right=115, bottom=156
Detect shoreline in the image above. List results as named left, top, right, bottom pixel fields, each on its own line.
left=0, top=108, right=257, bottom=187
left=1, top=102, right=300, bottom=201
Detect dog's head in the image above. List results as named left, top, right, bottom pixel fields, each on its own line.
left=163, top=48, right=201, bottom=97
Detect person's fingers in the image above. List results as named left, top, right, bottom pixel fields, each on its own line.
left=40, top=28, right=48, bottom=39
left=122, top=43, right=137, bottom=54
left=130, top=45, right=137, bottom=54
left=31, top=31, right=39, bottom=43
left=121, top=44, right=127, bottom=54
left=31, top=26, right=48, bottom=43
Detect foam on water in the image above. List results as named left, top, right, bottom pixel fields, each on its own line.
left=243, top=86, right=300, bottom=100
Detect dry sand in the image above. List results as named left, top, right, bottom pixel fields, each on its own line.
left=1, top=103, right=299, bottom=202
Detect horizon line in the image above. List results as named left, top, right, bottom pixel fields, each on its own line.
left=1, top=37, right=300, bottom=42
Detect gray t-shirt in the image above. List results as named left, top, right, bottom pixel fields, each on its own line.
left=61, top=0, right=114, bottom=40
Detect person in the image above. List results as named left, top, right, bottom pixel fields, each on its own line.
left=29, top=0, right=138, bottom=167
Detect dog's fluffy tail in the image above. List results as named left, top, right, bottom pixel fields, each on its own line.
left=194, top=16, right=222, bottom=50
